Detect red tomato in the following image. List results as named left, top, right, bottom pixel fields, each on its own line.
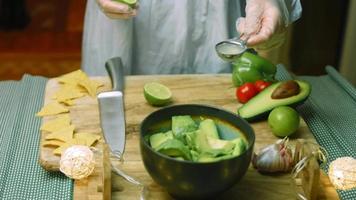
left=254, top=80, right=271, bottom=92
left=236, top=83, right=258, bottom=103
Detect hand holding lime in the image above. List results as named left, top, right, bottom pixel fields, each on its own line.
left=268, top=106, right=300, bottom=137
left=144, top=82, right=172, bottom=106
left=113, top=0, right=137, bottom=8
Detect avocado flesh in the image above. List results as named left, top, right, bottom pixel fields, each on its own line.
left=237, top=80, right=311, bottom=121
left=198, top=154, right=221, bottom=162
left=172, top=115, right=197, bottom=141
left=150, top=131, right=173, bottom=150
left=156, top=138, right=191, bottom=160
left=184, top=131, right=196, bottom=149
left=149, top=115, right=248, bottom=162
left=231, top=138, right=246, bottom=156
left=199, top=119, right=219, bottom=139
left=195, top=130, right=234, bottom=157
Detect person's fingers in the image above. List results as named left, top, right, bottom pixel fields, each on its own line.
left=247, top=18, right=276, bottom=46
left=247, top=28, right=273, bottom=46
left=254, top=31, right=286, bottom=51
left=98, top=0, right=133, bottom=14
left=104, top=12, right=135, bottom=19
left=236, top=17, right=246, bottom=38
left=247, top=7, right=279, bottom=46
left=243, top=2, right=264, bottom=36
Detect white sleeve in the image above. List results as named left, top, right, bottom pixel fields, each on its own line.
left=285, top=0, right=302, bottom=23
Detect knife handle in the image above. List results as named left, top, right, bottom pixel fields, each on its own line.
left=105, top=57, right=125, bottom=92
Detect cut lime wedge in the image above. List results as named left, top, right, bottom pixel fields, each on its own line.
left=144, top=82, right=172, bottom=106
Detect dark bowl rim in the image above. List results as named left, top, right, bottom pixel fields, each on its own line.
left=139, top=103, right=256, bottom=165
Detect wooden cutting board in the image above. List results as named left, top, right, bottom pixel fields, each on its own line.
left=39, top=74, right=339, bottom=200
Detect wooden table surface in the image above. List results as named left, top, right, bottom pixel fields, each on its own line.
left=40, top=74, right=339, bottom=200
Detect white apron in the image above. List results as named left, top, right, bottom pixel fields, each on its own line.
left=82, top=0, right=301, bottom=76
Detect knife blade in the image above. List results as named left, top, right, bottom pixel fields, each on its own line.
left=98, top=57, right=126, bottom=157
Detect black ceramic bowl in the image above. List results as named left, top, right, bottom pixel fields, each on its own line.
left=140, top=104, right=255, bottom=199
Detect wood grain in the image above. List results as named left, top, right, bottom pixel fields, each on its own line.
left=72, top=143, right=111, bottom=200
left=39, top=74, right=339, bottom=199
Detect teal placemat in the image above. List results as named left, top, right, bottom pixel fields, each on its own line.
left=276, top=65, right=356, bottom=199
left=0, top=75, right=73, bottom=200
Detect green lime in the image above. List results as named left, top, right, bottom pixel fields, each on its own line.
left=144, top=82, right=172, bottom=106
left=268, top=106, right=300, bottom=137
left=114, top=0, right=137, bottom=8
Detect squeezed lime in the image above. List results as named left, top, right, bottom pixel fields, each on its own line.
left=144, top=82, right=172, bottom=106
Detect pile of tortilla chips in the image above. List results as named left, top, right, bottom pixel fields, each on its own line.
left=36, top=70, right=103, bottom=156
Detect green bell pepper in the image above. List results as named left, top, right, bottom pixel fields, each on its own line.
left=232, top=52, right=276, bottom=87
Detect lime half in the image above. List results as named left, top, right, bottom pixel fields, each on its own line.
left=144, top=82, right=172, bottom=106
left=114, top=0, right=137, bottom=8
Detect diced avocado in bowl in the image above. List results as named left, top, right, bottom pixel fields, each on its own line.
left=147, top=115, right=247, bottom=162
left=139, top=104, right=255, bottom=199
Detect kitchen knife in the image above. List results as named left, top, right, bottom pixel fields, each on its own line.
left=98, top=57, right=126, bottom=157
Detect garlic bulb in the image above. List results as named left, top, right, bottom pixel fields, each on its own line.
left=328, top=157, right=356, bottom=190
left=252, top=138, right=294, bottom=173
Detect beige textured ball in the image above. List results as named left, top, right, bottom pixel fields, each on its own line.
left=60, top=145, right=95, bottom=179
left=328, top=157, right=356, bottom=190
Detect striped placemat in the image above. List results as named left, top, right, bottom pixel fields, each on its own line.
left=276, top=65, right=356, bottom=199
left=0, top=75, right=73, bottom=200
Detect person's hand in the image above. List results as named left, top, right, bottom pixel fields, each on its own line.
left=96, top=0, right=138, bottom=19
left=236, top=0, right=291, bottom=50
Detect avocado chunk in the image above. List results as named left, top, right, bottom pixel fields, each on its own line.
left=156, top=138, right=191, bottom=160
left=237, top=80, right=311, bottom=121
left=149, top=131, right=174, bottom=150
left=172, top=115, right=198, bottom=141
left=197, top=154, right=221, bottom=162
left=190, top=150, right=200, bottom=161
left=184, top=131, right=197, bottom=150
left=149, top=115, right=249, bottom=162
left=195, top=130, right=234, bottom=157
left=199, top=119, right=219, bottom=139
left=231, top=138, right=246, bottom=156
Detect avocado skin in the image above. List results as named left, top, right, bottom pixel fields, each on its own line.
left=237, top=80, right=311, bottom=122
left=240, top=100, right=308, bottom=122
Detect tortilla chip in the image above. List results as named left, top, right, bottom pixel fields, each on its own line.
left=59, top=99, right=75, bottom=106
left=78, top=78, right=100, bottom=97
left=52, top=138, right=89, bottom=156
left=52, top=85, right=85, bottom=101
left=40, top=114, right=71, bottom=132
left=36, top=102, right=69, bottom=117
left=57, top=70, right=87, bottom=85
left=74, top=132, right=101, bottom=146
left=53, top=143, right=71, bottom=156
left=93, top=80, right=104, bottom=89
left=42, top=140, right=65, bottom=147
left=72, top=138, right=87, bottom=146
left=61, top=83, right=87, bottom=93
left=45, top=125, right=75, bottom=142
left=56, top=69, right=103, bottom=98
